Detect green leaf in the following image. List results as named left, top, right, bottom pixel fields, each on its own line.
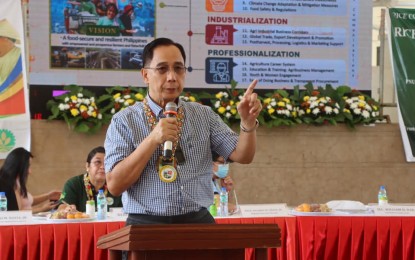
left=304, top=83, right=314, bottom=95
left=50, top=106, right=60, bottom=118
left=328, top=118, right=337, bottom=125
left=276, top=89, right=289, bottom=98
left=75, top=122, right=90, bottom=133
left=97, top=94, right=112, bottom=103
left=230, top=79, right=238, bottom=89
left=302, top=117, right=313, bottom=124
left=198, top=92, right=212, bottom=99
left=315, top=117, right=324, bottom=124
left=89, top=122, right=103, bottom=134
left=335, top=85, right=351, bottom=97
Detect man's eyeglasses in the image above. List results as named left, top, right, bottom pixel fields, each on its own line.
left=145, top=65, right=187, bottom=75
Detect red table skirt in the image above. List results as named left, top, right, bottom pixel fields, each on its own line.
left=216, top=217, right=297, bottom=260
left=0, top=222, right=125, bottom=260
left=6, top=216, right=415, bottom=260
left=296, top=216, right=415, bottom=260
left=0, top=217, right=294, bottom=260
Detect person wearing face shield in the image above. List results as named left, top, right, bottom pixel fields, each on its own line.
left=212, top=152, right=238, bottom=214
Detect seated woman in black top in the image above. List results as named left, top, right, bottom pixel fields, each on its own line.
left=0, top=147, right=61, bottom=212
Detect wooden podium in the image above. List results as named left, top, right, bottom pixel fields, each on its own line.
left=97, top=224, right=280, bottom=260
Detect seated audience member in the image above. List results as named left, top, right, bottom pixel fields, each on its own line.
left=212, top=152, right=233, bottom=193
left=58, top=146, right=122, bottom=212
left=212, top=152, right=238, bottom=214
left=0, top=147, right=61, bottom=212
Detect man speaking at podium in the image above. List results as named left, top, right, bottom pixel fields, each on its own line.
left=104, top=37, right=262, bottom=225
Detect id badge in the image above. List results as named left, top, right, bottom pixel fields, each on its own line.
left=157, top=156, right=177, bottom=183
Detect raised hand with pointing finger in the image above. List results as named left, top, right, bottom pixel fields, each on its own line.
left=237, top=79, right=262, bottom=132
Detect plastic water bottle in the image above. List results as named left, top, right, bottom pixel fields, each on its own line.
left=209, top=203, right=217, bottom=217
left=96, top=190, right=107, bottom=220
left=0, top=192, right=7, bottom=211
left=85, top=200, right=95, bottom=218
left=378, top=185, right=388, bottom=206
left=209, top=194, right=220, bottom=217
left=219, top=187, right=228, bottom=217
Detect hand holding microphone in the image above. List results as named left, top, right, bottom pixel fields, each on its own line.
left=162, top=102, right=178, bottom=159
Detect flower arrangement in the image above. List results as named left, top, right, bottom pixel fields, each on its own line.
left=295, top=84, right=344, bottom=126
left=179, top=91, right=201, bottom=103
left=47, top=85, right=109, bottom=134
left=210, top=80, right=244, bottom=125
left=46, top=83, right=384, bottom=134
left=98, top=86, right=147, bottom=115
left=260, top=89, right=300, bottom=127
left=342, top=89, right=382, bottom=128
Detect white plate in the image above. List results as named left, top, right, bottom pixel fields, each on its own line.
left=333, top=209, right=373, bottom=215
left=33, top=212, right=50, bottom=218
left=326, top=200, right=367, bottom=211
left=289, top=209, right=334, bottom=216
left=47, top=217, right=96, bottom=223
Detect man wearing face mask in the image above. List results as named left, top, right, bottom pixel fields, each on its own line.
left=212, top=152, right=238, bottom=214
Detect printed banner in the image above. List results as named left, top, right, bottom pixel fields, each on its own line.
left=29, top=0, right=372, bottom=90
left=0, top=0, right=30, bottom=158
left=388, top=8, right=415, bottom=162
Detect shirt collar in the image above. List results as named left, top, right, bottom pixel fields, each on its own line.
left=145, top=94, right=184, bottom=118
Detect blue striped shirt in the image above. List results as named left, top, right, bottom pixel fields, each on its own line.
left=104, top=96, right=238, bottom=216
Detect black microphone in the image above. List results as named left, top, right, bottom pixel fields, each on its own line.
left=163, top=102, right=178, bottom=159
